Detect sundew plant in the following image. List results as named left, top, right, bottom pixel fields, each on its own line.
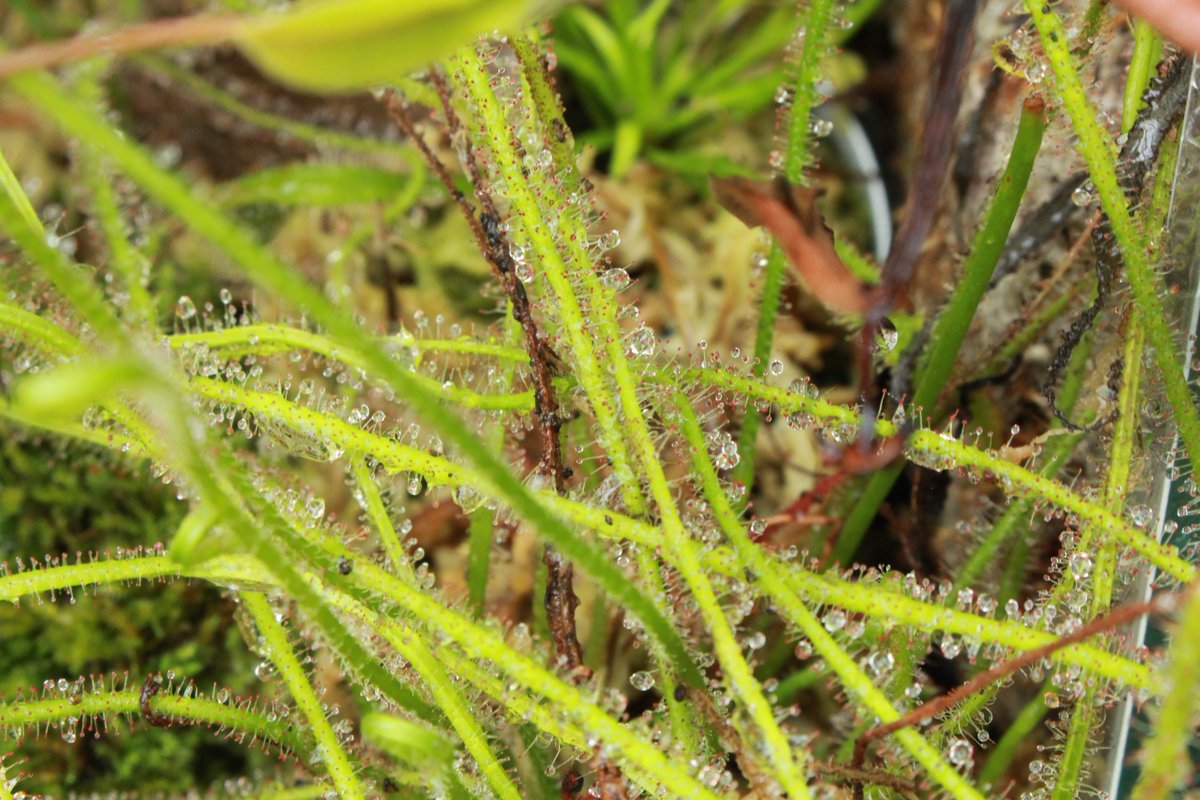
left=0, top=0, right=1199, bottom=798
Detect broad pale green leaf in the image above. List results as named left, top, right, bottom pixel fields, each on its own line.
left=218, top=163, right=413, bottom=207
left=236, top=0, right=531, bottom=92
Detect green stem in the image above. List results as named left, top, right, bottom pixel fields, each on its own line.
left=330, top=559, right=725, bottom=800
left=912, top=425, right=1192, bottom=582
left=0, top=682, right=313, bottom=757
left=465, top=308, right=520, bottom=616
left=453, top=46, right=801, bottom=789
left=733, top=0, right=836, bottom=498
left=173, top=323, right=533, bottom=411
left=1054, top=49, right=1165, bottom=781
left=450, top=47, right=645, bottom=514
left=172, top=323, right=528, bottom=367
left=1123, top=23, right=1162, bottom=133
left=773, top=665, right=828, bottom=705
left=194, top=377, right=464, bottom=484
left=1131, top=586, right=1200, bottom=799
left=675, top=396, right=984, bottom=799
left=987, top=320, right=1096, bottom=618
left=347, top=603, right=523, bottom=800
left=466, top=508, right=493, bottom=615
left=954, top=316, right=1093, bottom=596
left=977, top=676, right=1051, bottom=788
left=74, top=68, right=157, bottom=325
left=683, top=363, right=1194, bottom=582
left=0, top=158, right=125, bottom=344
left=834, top=95, right=1049, bottom=564
left=0, top=549, right=176, bottom=603
left=0, top=299, right=83, bottom=357
left=983, top=275, right=1088, bottom=375
left=1026, top=0, right=1200, bottom=475
left=953, top=431, right=1081, bottom=593
left=789, top=568, right=1150, bottom=688
left=1050, top=313, right=1143, bottom=800
left=242, top=591, right=365, bottom=800
left=350, top=459, right=410, bottom=570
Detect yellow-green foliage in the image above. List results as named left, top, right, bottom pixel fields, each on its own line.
left=0, top=2, right=1197, bottom=799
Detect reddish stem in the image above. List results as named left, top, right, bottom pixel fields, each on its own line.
left=850, top=591, right=1175, bottom=794
left=0, top=16, right=239, bottom=78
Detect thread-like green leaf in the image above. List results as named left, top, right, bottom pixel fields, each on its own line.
left=361, top=713, right=457, bottom=769
left=0, top=143, right=41, bottom=235
left=236, top=0, right=530, bottom=92
left=169, top=503, right=228, bottom=567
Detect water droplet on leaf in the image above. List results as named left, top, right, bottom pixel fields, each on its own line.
left=600, top=267, right=632, bottom=292
left=176, top=295, right=197, bottom=320
left=822, top=608, right=846, bottom=632
left=875, top=326, right=899, bottom=353
left=947, top=738, right=973, bottom=766
left=306, top=497, right=326, bottom=520
left=626, top=326, right=656, bottom=357
left=629, top=671, right=654, bottom=691
left=868, top=651, right=894, bottom=676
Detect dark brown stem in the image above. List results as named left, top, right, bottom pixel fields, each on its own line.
left=386, top=70, right=584, bottom=670
left=815, top=760, right=923, bottom=797
left=861, top=0, right=980, bottom=419
left=850, top=592, right=1171, bottom=789
left=877, top=0, right=980, bottom=311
